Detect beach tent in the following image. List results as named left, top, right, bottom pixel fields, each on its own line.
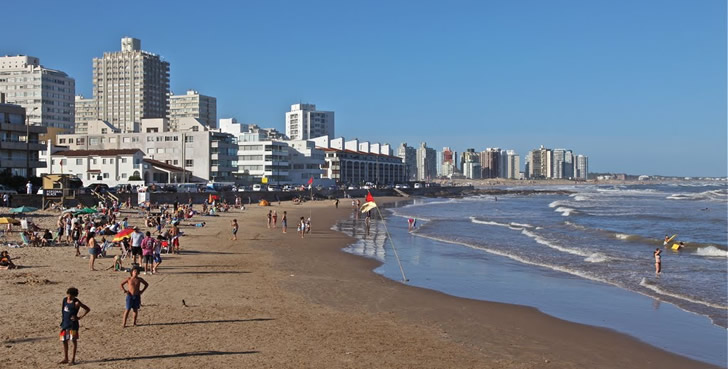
left=258, top=199, right=270, bottom=206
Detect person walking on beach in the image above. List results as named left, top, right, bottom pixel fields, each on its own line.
left=71, top=223, right=81, bottom=257
left=231, top=219, right=239, bottom=241
left=272, top=210, right=278, bottom=228
left=267, top=210, right=272, bottom=229
left=408, top=218, right=416, bottom=232
left=87, top=232, right=99, bottom=271
left=59, top=287, right=90, bottom=365
left=152, top=235, right=163, bottom=274
left=654, top=248, right=662, bottom=274
left=281, top=211, right=287, bottom=233
left=121, top=268, right=148, bottom=327
left=334, top=198, right=339, bottom=208
left=169, top=223, right=180, bottom=254
left=365, top=213, right=371, bottom=237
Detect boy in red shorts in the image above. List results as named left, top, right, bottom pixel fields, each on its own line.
left=59, top=287, right=90, bottom=365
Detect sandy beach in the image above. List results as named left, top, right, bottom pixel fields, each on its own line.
left=0, top=197, right=720, bottom=368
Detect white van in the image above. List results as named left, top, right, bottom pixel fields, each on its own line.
left=252, top=184, right=263, bottom=192
left=414, top=183, right=423, bottom=189
left=177, top=183, right=198, bottom=193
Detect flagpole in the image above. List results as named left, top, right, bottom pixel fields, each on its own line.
left=374, top=204, right=408, bottom=283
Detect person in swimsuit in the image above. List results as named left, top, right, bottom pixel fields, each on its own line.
left=272, top=211, right=278, bottom=228
left=654, top=248, right=662, bottom=274
left=267, top=211, right=272, bottom=229
left=663, top=235, right=670, bottom=247
left=59, top=287, right=90, bottom=365
left=281, top=211, right=287, bottom=234
left=121, top=268, right=148, bottom=327
left=87, top=232, right=98, bottom=271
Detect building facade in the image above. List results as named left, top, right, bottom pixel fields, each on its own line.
left=319, top=148, right=405, bottom=185
left=73, top=95, right=96, bottom=134
left=169, top=90, right=217, bottom=130
left=0, top=99, right=47, bottom=177
left=55, top=119, right=235, bottom=182
left=527, top=146, right=552, bottom=179
left=396, top=143, right=417, bottom=181
left=575, top=155, right=588, bottom=180
left=93, top=37, right=170, bottom=132
left=285, top=103, right=334, bottom=140
left=0, top=55, right=75, bottom=132
left=416, top=142, right=436, bottom=181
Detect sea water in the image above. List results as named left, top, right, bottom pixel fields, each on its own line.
left=337, top=182, right=728, bottom=366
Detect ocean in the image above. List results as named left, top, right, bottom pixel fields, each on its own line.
left=336, top=182, right=728, bottom=366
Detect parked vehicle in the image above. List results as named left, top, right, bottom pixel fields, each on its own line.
left=0, top=185, right=18, bottom=194
left=252, top=184, right=263, bottom=192
left=177, top=183, right=198, bottom=193
left=413, top=183, right=423, bottom=189
left=267, top=185, right=280, bottom=192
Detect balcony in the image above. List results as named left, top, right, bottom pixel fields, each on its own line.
left=0, top=159, right=46, bottom=169
left=0, top=123, right=47, bottom=134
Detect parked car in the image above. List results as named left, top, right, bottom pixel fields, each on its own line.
left=252, top=184, right=263, bottom=192
left=0, top=185, right=18, bottom=194
left=267, top=185, right=280, bottom=192
left=413, top=183, right=423, bottom=189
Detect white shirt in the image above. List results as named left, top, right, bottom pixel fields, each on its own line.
left=26, top=183, right=32, bottom=194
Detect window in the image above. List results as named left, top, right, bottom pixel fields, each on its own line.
left=121, top=158, right=127, bottom=163
left=75, top=159, right=82, bottom=165
left=147, top=149, right=154, bottom=154
left=123, top=137, right=131, bottom=143
left=184, top=136, right=194, bottom=143
left=101, top=129, right=107, bottom=134
left=173, top=160, right=178, bottom=165
left=102, top=159, right=106, bottom=164
left=59, top=138, right=66, bottom=144
left=147, top=136, right=154, bottom=142
left=185, top=160, right=193, bottom=167
left=103, top=173, right=109, bottom=179
left=122, top=173, right=127, bottom=178
left=110, top=158, right=114, bottom=164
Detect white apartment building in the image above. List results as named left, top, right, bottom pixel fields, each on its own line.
left=397, top=143, right=417, bottom=181
left=54, top=119, right=236, bottom=182
left=47, top=149, right=189, bottom=186
left=235, top=132, right=289, bottom=185
left=505, top=150, right=521, bottom=179
left=169, top=90, right=217, bottom=130
left=73, top=95, right=96, bottom=134
left=285, top=103, right=334, bottom=140
left=0, top=55, right=75, bottom=132
left=93, top=37, right=170, bottom=132
left=575, top=155, right=588, bottom=180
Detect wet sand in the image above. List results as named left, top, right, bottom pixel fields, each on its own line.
left=0, top=198, right=719, bottom=368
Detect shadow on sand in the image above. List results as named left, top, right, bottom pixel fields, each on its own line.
left=162, top=270, right=251, bottom=275
left=85, top=350, right=260, bottom=363
left=143, top=318, right=274, bottom=327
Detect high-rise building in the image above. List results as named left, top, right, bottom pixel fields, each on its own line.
left=479, top=148, right=500, bottom=178
left=552, top=149, right=575, bottom=179
left=505, top=150, right=520, bottom=179
left=416, top=142, right=436, bottom=181
left=0, top=97, right=47, bottom=177
left=0, top=55, right=75, bottom=132
left=462, top=148, right=481, bottom=179
left=285, top=103, right=334, bottom=140
left=169, top=90, right=217, bottom=130
left=527, top=145, right=552, bottom=179
left=93, top=37, right=170, bottom=132
left=73, top=95, right=96, bottom=134
left=397, top=142, right=417, bottom=181
left=575, top=155, right=588, bottom=180
left=441, top=147, right=456, bottom=177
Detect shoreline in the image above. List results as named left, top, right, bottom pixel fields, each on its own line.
left=0, top=198, right=721, bottom=368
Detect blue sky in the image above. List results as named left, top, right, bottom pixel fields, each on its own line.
left=3, top=0, right=726, bottom=176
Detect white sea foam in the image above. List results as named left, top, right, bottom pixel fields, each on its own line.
left=469, top=217, right=509, bottom=227
left=615, top=233, right=633, bottom=240
left=695, top=246, right=728, bottom=258
left=548, top=200, right=565, bottom=208
left=564, top=221, right=588, bottom=230
left=509, top=222, right=533, bottom=228
left=584, top=253, right=610, bottom=263
left=639, top=278, right=728, bottom=310
left=521, top=229, right=589, bottom=257
left=554, top=207, right=576, bottom=216
left=572, top=195, right=589, bottom=202
left=666, top=189, right=728, bottom=202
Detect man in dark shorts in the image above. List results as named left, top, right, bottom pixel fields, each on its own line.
left=130, top=227, right=144, bottom=264
left=120, top=268, right=148, bottom=327
left=59, top=287, right=90, bottom=365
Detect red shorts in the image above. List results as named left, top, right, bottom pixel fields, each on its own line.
left=59, top=329, right=78, bottom=341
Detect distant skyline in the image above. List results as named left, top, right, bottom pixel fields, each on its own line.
left=2, top=0, right=725, bottom=177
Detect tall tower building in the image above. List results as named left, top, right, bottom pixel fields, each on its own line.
left=416, top=142, right=436, bottom=181
left=93, top=37, right=170, bottom=132
left=73, top=95, right=96, bottom=134
left=397, top=142, right=417, bottom=181
left=527, top=145, right=552, bottom=179
left=285, top=103, right=334, bottom=140
left=0, top=55, right=75, bottom=132
left=169, top=90, right=217, bottom=130
left=575, top=155, right=589, bottom=180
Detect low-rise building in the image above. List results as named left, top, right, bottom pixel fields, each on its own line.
left=0, top=97, right=47, bottom=177
left=319, top=147, right=406, bottom=185
left=47, top=148, right=188, bottom=186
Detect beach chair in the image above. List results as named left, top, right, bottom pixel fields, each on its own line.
left=20, top=233, right=31, bottom=247
left=119, top=241, right=130, bottom=259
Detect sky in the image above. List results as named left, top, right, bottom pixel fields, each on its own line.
left=2, top=0, right=726, bottom=177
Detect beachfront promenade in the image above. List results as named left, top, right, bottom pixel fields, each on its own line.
left=0, top=198, right=718, bottom=368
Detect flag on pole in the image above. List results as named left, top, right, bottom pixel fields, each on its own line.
left=360, top=191, right=377, bottom=213
left=307, top=177, right=314, bottom=185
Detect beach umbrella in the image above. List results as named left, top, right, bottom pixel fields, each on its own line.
left=0, top=217, right=21, bottom=225
left=112, top=228, right=135, bottom=242
left=78, top=207, right=98, bottom=214
left=62, top=208, right=82, bottom=214
left=10, top=206, right=38, bottom=214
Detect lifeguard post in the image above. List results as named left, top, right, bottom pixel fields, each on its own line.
left=41, top=174, right=76, bottom=209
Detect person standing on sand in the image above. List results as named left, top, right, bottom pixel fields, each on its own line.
left=121, top=268, right=148, bottom=327
left=141, top=231, right=154, bottom=275
left=71, top=223, right=81, bottom=257
left=59, top=287, right=90, bottom=365
left=231, top=219, right=239, bottom=241
left=169, top=223, right=180, bottom=254
left=298, top=217, right=306, bottom=238
left=365, top=213, right=371, bottom=237
left=87, top=232, right=99, bottom=271
left=130, top=227, right=144, bottom=264
left=272, top=210, right=278, bottom=228
left=267, top=210, right=272, bottom=229
left=334, top=198, right=339, bottom=208
left=281, top=211, right=287, bottom=233
left=654, top=248, right=662, bottom=274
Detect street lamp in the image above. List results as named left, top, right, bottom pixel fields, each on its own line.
left=26, top=107, right=39, bottom=180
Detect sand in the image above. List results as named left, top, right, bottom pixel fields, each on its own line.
left=0, top=198, right=719, bottom=368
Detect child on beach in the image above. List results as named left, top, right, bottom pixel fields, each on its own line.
left=59, top=287, right=90, bottom=365
left=231, top=219, right=239, bottom=241
left=113, top=255, right=123, bottom=271
left=120, top=268, right=148, bottom=327
left=298, top=217, right=306, bottom=238
left=153, top=236, right=163, bottom=274
left=272, top=211, right=278, bottom=228
left=281, top=211, right=287, bottom=233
